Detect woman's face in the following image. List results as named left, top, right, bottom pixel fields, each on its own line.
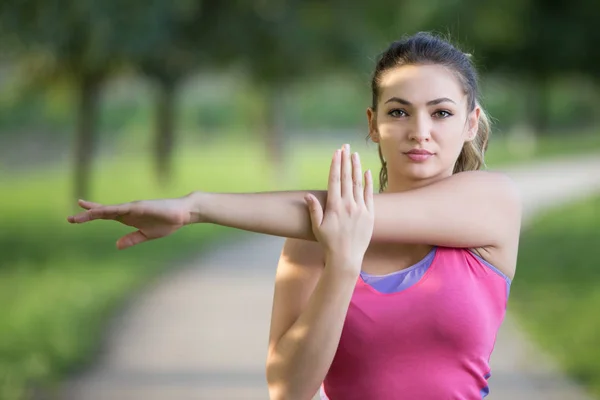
left=368, top=64, right=480, bottom=189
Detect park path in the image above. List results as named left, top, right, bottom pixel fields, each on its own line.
left=59, top=155, right=600, bottom=400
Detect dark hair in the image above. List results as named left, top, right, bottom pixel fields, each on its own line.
left=369, top=32, right=491, bottom=192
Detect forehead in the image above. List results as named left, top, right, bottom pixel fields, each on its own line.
left=378, top=64, right=466, bottom=105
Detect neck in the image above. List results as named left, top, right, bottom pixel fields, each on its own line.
left=383, top=170, right=454, bottom=193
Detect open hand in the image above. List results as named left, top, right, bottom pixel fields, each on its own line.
left=304, top=144, right=374, bottom=269
left=67, top=197, right=193, bottom=250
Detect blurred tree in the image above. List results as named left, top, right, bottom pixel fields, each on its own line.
left=419, top=0, right=600, bottom=133
left=516, top=0, right=600, bottom=133
left=0, top=0, right=237, bottom=191
left=0, top=0, right=123, bottom=200
left=117, top=1, right=232, bottom=186
left=228, top=0, right=376, bottom=183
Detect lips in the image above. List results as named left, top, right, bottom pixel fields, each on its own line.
left=405, top=149, right=433, bottom=155
left=404, top=149, right=434, bottom=162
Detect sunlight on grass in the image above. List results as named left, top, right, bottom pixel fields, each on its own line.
left=0, top=138, right=337, bottom=400
left=511, top=195, right=600, bottom=397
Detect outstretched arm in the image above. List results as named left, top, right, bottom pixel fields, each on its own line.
left=191, top=148, right=522, bottom=250
left=68, top=146, right=521, bottom=251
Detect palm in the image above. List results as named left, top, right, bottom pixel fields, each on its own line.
left=68, top=198, right=191, bottom=249
left=117, top=200, right=187, bottom=237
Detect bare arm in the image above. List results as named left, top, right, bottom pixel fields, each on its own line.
left=67, top=148, right=520, bottom=264
left=190, top=169, right=522, bottom=249
left=266, top=238, right=357, bottom=400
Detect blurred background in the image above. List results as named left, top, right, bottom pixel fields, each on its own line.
left=1, top=0, right=599, bottom=399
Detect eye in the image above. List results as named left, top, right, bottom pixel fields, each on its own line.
left=388, top=109, right=407, bottom=118
left=434, top=110, right=453, bottom=118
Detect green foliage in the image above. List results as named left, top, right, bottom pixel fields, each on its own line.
left=1, top=0, right=599, bottom=139
left=510, top=194, right=600, bottom=397
left=0, top=0, right=118, bottom=79
left=419, top=0, right=600, bottom=75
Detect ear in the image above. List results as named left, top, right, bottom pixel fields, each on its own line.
left=367, top=107, right=380, bottom=143
left=465, top=106, right=480, bottom=142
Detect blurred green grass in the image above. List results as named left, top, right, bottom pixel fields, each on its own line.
left=510, top=194, right=600, bottom=398
left=484, top=131, right=600, bottom=167
left=1, top=133, right=600, bottom=399
left=0, top=137, right=364, bottom=400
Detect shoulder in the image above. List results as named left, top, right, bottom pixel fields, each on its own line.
left=455, top=170, right=522, bottom=202
left=450, top=171, right=521, bottom=279
left=468, top=170, right=523, bottom=224
left=460, top=170, right=522, bottom=247
left=417, top=169, right=523, bottom=222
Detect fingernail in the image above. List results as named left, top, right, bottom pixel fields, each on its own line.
left=344, top=144, right=350, bottom=152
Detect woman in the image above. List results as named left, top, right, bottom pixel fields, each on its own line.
left=68, top=32, right=522, bottom=399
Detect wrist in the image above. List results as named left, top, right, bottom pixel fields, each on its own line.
left=325, top=252, right=363, bottom=276
left=183, top=191, right=211, bottom=224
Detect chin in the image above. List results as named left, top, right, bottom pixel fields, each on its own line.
left=401, top=163, right=442, bottom=180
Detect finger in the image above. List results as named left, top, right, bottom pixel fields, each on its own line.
left=67, top=204, right=130, bottom=223
left=340, top=144, right=353, bottom=199
left=305, top=194, right=323, bottom=228
left=116, top=230, right=148, bottom=250
left=364, top=170, right=374, bottom=212
left=326, top=149, right=342, bottom=208
left=78, top=199, right=103, bottom=210
left=352, top=152, right=364, bottom=204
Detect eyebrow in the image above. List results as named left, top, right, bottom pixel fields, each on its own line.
left=384, top=97, right=456, bottom=106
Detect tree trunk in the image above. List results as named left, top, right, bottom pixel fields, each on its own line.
left=262, top=83, right=287, bottom=186
left=73, top=74, right=101, bottom=201
left=527, top=73, right=550, bottom=135
left=154, top=77, right=177, bottom=187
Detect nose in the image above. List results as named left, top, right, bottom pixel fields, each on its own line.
left=408, top=114, right=432, bottom=142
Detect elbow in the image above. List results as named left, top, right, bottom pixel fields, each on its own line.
left=266, top=360, right=294, bottom=400
left=268, top=387, right=296, bottom=400
left=268, top=386, right=314, bottom=400
left=266, top=358, right=317, bottom=400
left=267, top=385, right=289, bottom=400
left=267, top=378, right=296, bottom=400
left=266, top=369, right=286, bottom=400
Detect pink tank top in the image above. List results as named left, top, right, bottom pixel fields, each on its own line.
left=320, top=246, right=510, bottom=399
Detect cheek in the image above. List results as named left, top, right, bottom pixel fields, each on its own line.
left=438, top=137, right=467, bottom=165
left=434, top=121, right=467, bottom=146
left=377, top=121, right=404, bottom=140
